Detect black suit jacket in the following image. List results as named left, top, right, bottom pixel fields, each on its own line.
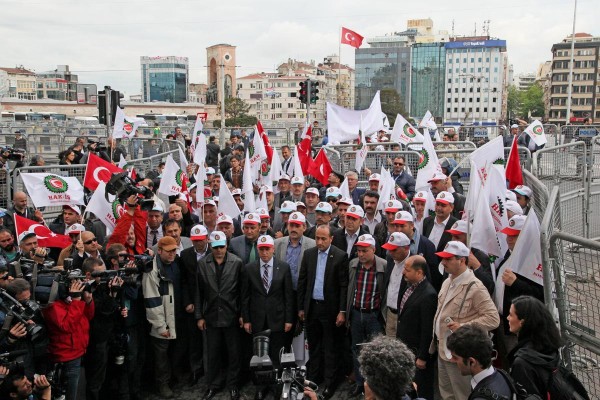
left=422, top=215, right=458, bottom=253
left=180, top=246, right=207, bottom=308
left=396, top=279, right=437, bottom=361
left=297, top=245, right=349, bottom=319
left=331, top=226, right=371, bottom=261
left=241, top=258, right=294, bottom=332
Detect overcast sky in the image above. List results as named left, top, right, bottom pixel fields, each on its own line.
left=0, top=0, right=595, bottom=98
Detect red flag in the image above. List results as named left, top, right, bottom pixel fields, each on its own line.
left=341, top=27, right=364, bottom=49
left=308, top=149, right=333, bottom=186
left=84, top=153, right=124, bottom=191
left=506, top=136, right=523, bottom=189
left=15, top=214, right=71, bottom=248
left=256, top=121, right=274, bottom=164
left=297, top=125, right=313, bottom=174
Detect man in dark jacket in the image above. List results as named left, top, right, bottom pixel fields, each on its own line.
left=206, top=136, right=220, bottom=168
left=331, top=205, right=371, bottom=262
left=447, top=324, right=513, bottom=400
left=390, top=156, right=416, bottom=200
left=195, top=231, right=244, bottom=400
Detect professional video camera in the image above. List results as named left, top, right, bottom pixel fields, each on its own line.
left=32, top=265, right=87, bottom=305
left=249, top=330, right=319, bottom=400
left=0, top=146, right=26, bottom=161
left=9, top=256, right=55, bottom=281
left=105, top=172, right=155, bottom=211
left=0, top=289, right=44, bottom=341
left=87, top=139, right=108, bottom=152
left=0, top=350, right=28, bottom=372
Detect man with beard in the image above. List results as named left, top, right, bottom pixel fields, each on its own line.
left=0, top=228, right=18, bottom=268
left=361, top=191, right=381, bottom=234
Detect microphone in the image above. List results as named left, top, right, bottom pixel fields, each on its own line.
left=303, top=379, right=318, bottom=390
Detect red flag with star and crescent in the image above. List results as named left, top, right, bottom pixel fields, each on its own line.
left=341, top=27, right=364, bottom=49
left=83, top=153, right=124, bottom=191
left=256, top=121, right=274, bottom=164
left=308, top=148, right=333, bottom=186
left=297, top=124, right=313, bottom=174
left=15, top=214, right=71, bottom=247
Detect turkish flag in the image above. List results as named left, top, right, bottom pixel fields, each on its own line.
left=83, top=153, right=124, bottom=191
left=297, top=125, right=313, bottom=174
left=256, top=121, right=274, bottom=164
left=341, top=27, right=364, bottom=49
left=506, top=136, right=523, bottom=189
left=308, top=149, right=333, bottom=186
left=15, top=214, right=71, bottom=248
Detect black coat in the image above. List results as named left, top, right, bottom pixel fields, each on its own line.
left=469, top=370, right=513, bottom=400
left=422, top=215, right=458, bottom=253
left=195, top=252, right=244, bottom=327
left=179, top=246, right=207, bottom=308
left=395, top=279, right=437, bottom=361
left=241, top=259, right=294, bottom=332
left=331, top=226, right=371, bottom=262
left=509, top=340, right=559, bottom=398
left=297, top=245, right=349, bottom=320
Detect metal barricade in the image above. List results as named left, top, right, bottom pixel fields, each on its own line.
left=543, top=124, right=561, bottom=147
left=339, top=150, right=421, bottom=185
left=561, top=124, right=600, bottom=146
left=0, top=169, right=8, bottom=209
left=588, top=137, right=600, bottom=240
left=533, top=141, right=588, bottom=237
left=26, top=132, right=62, bottom=163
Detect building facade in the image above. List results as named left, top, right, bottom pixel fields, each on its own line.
left=443, top=37, right=508, bottom=123
left=0, top=67, right=37, bottom=100
left=515, top=72, right=536, bottom=91
left=410, top=43, right=446, bottom=119
left=36, top=65, right=79, bottom=101
left=140, top=56, right=189, bottom=103
left=536, top=61, right=552, bottom=121
left=206, top=44, right=236, bottom=105
left=549, top=33, right=600, bottom=123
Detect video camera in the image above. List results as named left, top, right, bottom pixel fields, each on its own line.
left=90, top=255, right=152, bottom=286
left=0, top=146, right=25, bottom=161
left=9, top=256, right=55, bottom=282
left=106, top=172, right=155, bottom=212
left=0, top=350, right=28, bottom=372
left=0, top=289, right=44, bottom=341
left=32, top=264, right=87, bottom=305
left=249, top=330, right=318, bottom=400
left=87, top=139, right=108, bottom=152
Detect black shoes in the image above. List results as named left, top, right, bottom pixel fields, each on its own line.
left=254, top=386, right=270, bottom=400
left=350, top=384, right=365, bottom=397
left=189, top=368, right=205, bottom=386
left=230, top=388, right=240, bottom=400
left=203, top=388, right=219, bottom=400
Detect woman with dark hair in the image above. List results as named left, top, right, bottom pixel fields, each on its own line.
left=59, top=149, right=76, bottom=165
left=507, top=295, right=563, bottom=397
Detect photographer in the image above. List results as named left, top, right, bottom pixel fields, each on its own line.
left=11, top=232, right=48, bottom=279
left=80, top=139, right=111, bottom=164
left=107, top=195, right=147, bottom=256
left=0, top=371, right=51, bottom=400
left=81, top=257, right=127, bottom=400
left=56, top=224, right=85, bottom=269
left=0, top=228, right=19, bottom=267
left=42, top=279, right=94, bottom=400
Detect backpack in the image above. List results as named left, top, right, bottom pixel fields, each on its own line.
left=470, top=368, right=541, bottom=400
left=546, top=364, right=589, bottom=400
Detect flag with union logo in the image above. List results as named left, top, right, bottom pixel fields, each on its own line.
left=523, top=119, right=547, bottom=146
left=21, top=173, right=85, bottom=208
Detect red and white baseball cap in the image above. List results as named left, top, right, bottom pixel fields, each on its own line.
left=511, top=185, right=533, bottom=198
left=346, top=205, right=365, bottom=219
left=306, top=187, right=320, bottom=196
left=428, top=172, right=448, bottom=183
left=501, top=215, right=527, bottom=236
left=435, top=241, right=470, bottom=258
left=243, top=212, right=261, bottom=225
left=368, top=173, right=381, bottom=182
left=392, top=211, right=414, bottom=224
left=446, top=220, right=470, bottom=236
left=288, top=212, right=306, bottom=225
left=384, top=200, right=402, bottom=213
left=382, top=232, right=410, bottom=250
left=257, top=235, right=274, bottom=248
left=435, top=191, right=454, bottom=204
left=255, top=208, right=270, bottom=219
left=337, top=197, right=353, bottom=206
left=355, top=234, right=376, bottom=248
left=216, top=215, right=233, bottom=225
left=231, top=188, right=242, bottom=197
left=66, top=223, right=86, bottom=235
left=280, top=201, right=297, bottom=213
left=190, top=224, right=208, bottom=240
left=413, top=191, right=427, bottom=203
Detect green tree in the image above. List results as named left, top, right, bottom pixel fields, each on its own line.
left=380, top=89, right=408, bottom=127
left=507, top=85, right=521, bottom=119
left=217, top=97, right=251, bottom=119
left=519, top=83, right=545, bottom=118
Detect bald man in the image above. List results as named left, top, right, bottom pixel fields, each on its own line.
left=4, top=191, right=43, bottom=236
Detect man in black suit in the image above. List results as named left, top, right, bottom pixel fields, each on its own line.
left=428, top=172, right=466, bottom=219
left=422, top=191, right=458, bottom=253
left=297, top=225, right=349, bottom=399
left=331, top=205, right=370, bottom=262
left=180, top=224, right=209, bottom=385
left=242, top=235, right=294, bottom=400
left=195, top=231, right=244, bottom=400
left=396, top=255, right=437, bottom=400
left=229, top=212, right=261, bottom=264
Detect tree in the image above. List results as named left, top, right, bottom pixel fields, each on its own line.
left=519, top=83, right=545, bottom=118
left=217, top=97, right=251, bottom=119
left=380, top=89, right=408, bottom=127
left=507, top=85, right=521, bottom=119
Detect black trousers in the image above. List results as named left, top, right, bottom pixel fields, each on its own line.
left=305, top=301, right=337, bottom=386
left=150, top=329, right=187, bottom=385
left=85, top=341, right=108, bottom=400
left=205, top=324, right=241, bottom=390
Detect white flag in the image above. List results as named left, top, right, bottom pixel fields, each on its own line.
left=256, top=186, right=269, bottom=210
left=157, top=155, right=186, bottom=196
left=193, top=132, right=207, bottom=165
left=391, top=114, right=424, bottom=145
left=419, top=110, right=437, bottom=131
left=194, top=168, right=205, bottom=210
left=355, top=122, right=368, bottom=172
left=178, top=146, right=188, bottom=170
left=268, top=147, right=282, bottom=194
left=523, top=119, right=547, bottom=146
left=191, top=115, right=203, bottom=151
left=86, top=181, right=125, bottom=234
left=117, top=154, right=127, bottom=169
left=243, top=151, right=256, bottom=212
left=414, top=131, right=442, bottom=192
left=377, top=166, right=395, bottom=211
left=249, top=128, right=267, bottom=179
left=217, top=176, right=242, bottom=219
left=494, top=210, right=544, bottom=314
left=292, top=146, right=304, bottom=182
left=465, top=136, right=505, bottom=212
left=113, top=107, right=144, bottom=139
left=339, top=178, right=350, bottom=200
left=21, top=173, right=84, bottom=208
left=326, top=91, right=386, bottom=143
left=470, top=185, right=502, bottom=258
left=487, top=166, right=509, bottom=257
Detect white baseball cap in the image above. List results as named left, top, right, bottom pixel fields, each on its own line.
left=306, top=188, right=320, bottom=196
left=66, top=223, right=86, bottom=235
left=231, top=188, right=242, bottom=197
left=255, top=208, right=270, bottom=220
left=413, top=191, right=427, bottom=203
left=204, top=199, right=217, bottom=207
left=316, top=202, right=333, bottom=213
left=505, top=200, right=524, bottom=216
left=510, top=124, right=519, bottom=129
left=280, top=201, right=297, bottom=213
left=190, top=224, right=208, bottom=240
left=337, top=197, right=353, bottom=206
left=279, top=174, right=291, bottom=181
left=288, top=212, right=306, bottom=225
left=428, top=172, right=448, bottom=183
left=384, top=200, right=402, bottom=213
left=63, top=205, right=81, bottom=215
left=435, top=241, right=470, bottom=258
left=150, top=203, right=164, bottom=213
left=392, top=211, right=414, bottom=224
left=382, top=232, right=410, bottom=250
left=501, top=215, right=527, bottom=236
left=216, top=215, right=233, bottom=225
left=18, top=231, right=36, bottom=243
left=355, top=234, right=376, bottom=248
left=243, top=212, right=261, bottom=225
left=261, top=185, right=274, bottom=193
left=291, top=176, right=304, bottom=185
left=446, top=220, right=470, bottom=235
left=368, top=173, right=381, bottom=182
left=325, top=187, right=341, bottom=198
left=346, top=205, right=365, bottom=219
left=209, top=231, right=227, bottom=247
left=295, top=201, right=306, bottom=209
left=257, top=235, right=274, bottom=248
left=206, top=167, right=216, bottom=175
left=435, top=191, right=454, bottom=204
left=505, top=190, right=517, bottom=202
left=511, top=185, right=533, bottom=198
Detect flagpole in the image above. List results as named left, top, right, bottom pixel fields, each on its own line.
left=338, top=26, right=342, bottom=106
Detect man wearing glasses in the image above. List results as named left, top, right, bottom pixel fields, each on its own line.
left=72, top=231, right=104, bottom=270
left=391, top=156, right=416, bottom=200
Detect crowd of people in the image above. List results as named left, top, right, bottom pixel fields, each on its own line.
left=0, top=124, right=578, bottom=400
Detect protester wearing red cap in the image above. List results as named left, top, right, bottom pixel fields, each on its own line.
left=373, top=200, right=403, bottom=258
left=381, top=232, right=411, bottom=337
left=431, top=241, right=500, bottom=400
left=412, top=191, right=428, bottom=232
left=332, top=205, right=370, bottom=262
left=428, top=172, right=466, bottom=219
left=229, top=213, right=261, bottom=265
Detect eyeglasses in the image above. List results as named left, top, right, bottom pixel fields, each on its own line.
left=83, top=238, right=98, bottom=245
left=394, top=162, right=404, bottom=166
left=327, top=198, right=338, bottom=203
left=0, top=273, right=9, bottom=280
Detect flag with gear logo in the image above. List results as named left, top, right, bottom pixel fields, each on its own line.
left=21, top=173, right=84, bottom=208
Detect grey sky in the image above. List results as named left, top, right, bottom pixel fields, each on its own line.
left=0, top=0, right=595, bottom=98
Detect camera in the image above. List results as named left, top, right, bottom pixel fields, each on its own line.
left=1, top=146, right=25, bottom=161
left=0, top=289, right=44, bottom=341
left=105, top=172, right=155, bottom=211
left=87, top=139, right=107, bottom=152
left=33, top=268, right=87, bottom=305
left=0, top=350, right=28, bottom=372
left=9, top=256, right=55, bottom=281
left=249, top=330, right=315, bottom=400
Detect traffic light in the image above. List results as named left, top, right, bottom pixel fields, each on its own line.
left=310, top=80, right=319, bottom=104
left=97, top=89, right=107, bottom=125
left=110, top=90, right=124, bottom=120
left=298, top=80, right=308, bottom=104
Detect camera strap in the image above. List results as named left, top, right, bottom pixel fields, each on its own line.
left=48, top=281, right=60, bottom=304
left=13, top=260, right=23, bottom=279
left=31, top=263, right=39, bottom=302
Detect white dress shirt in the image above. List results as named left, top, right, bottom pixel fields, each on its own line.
left=428, top=215, right=451, bottom=248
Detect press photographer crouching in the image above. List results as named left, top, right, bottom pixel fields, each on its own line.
left=0, top=368, right=51, bottom=400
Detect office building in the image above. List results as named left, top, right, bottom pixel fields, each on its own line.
left=0, top=67, right=37, bottom=100
left=410, top=42, right=446, bottom=119
left=141, top=56, right=189, bottom=103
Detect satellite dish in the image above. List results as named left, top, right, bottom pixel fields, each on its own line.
left=223, top=53, right=231, bottom=63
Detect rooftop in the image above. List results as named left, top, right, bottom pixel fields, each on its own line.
left=0, top=67, right=36, bottom=75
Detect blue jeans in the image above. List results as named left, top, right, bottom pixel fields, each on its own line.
left=350, top=309, right=383, bottom=386
left=63, top=357, right=82, bottom=400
